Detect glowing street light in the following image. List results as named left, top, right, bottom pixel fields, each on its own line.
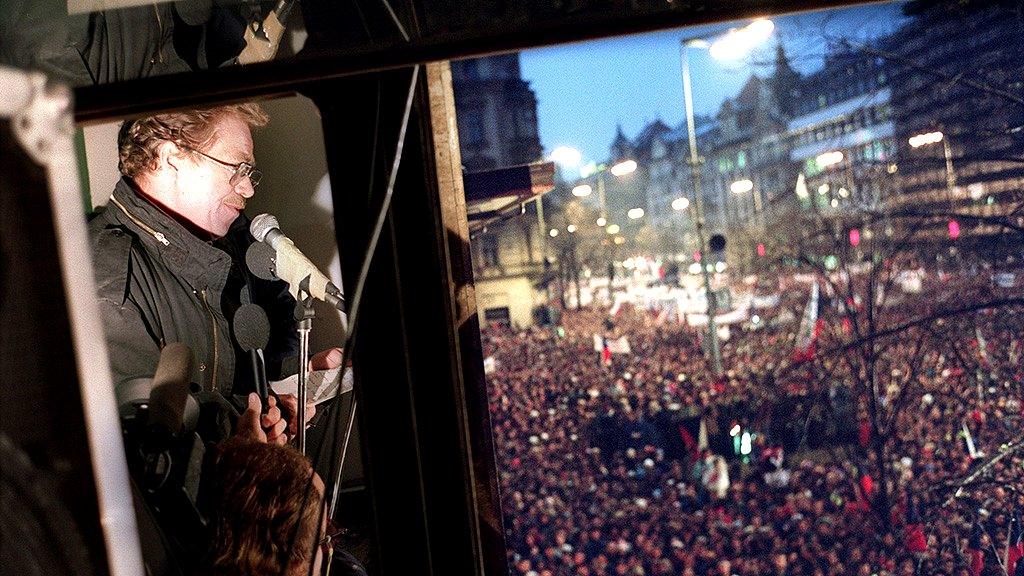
left=549, top=228, right=559, bottom=238
left=627, top=208, right=645, bottom=219
left=571, top=184, right=593, bottom=197
left=606, top=224, right=621, bottom=235
left=708, top=19, right=775, bottom=61
left=596, top=216, right=607, bottom=227
left=549, top=146, right=582, bottom=168
left=816, top=150, right=844, bottom=169
left=671, top=197, right=690, bottom=211
left=909, top=131, right=957, bottom=194
left=730, top=179, right=754, bottom=194
left=609, top=159, right=638, bottom=177
left=908, top=131, right=944, bottom=148
left=614, top=236, right=626, bottom=245
left=680, top=17, right=773, bottom=377
left=566, top=224, right=577, bottom=233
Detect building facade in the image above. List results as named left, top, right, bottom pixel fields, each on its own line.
left=451, top=54, right=543, bottom=172
left=887, top=1, right=1024, bottom=261
left=783, top=43, right=897, bottom=261
left=452, top=54, right=548, bottom=327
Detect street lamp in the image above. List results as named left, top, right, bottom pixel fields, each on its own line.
left=815, top=150, right=844, bottom=169
left=730, top=179, right=753, bottom=194
left=672, top=197, right=690, bottom=211
left=730, top=178, right=763, bottom=213
left=909, top=130, right=957, bottom=198
left=681, top=18, right=774, bottom=376
left=610, top=159, right=638, bottom=177
left=572, top=184, right=593, bottom=197
left=627, top=208, right=645, bottom=220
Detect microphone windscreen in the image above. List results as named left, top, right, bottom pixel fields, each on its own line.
left=249, top=213, right=279, bottom=243
left=245, top=242, right=278, bottom=281
left=148, top=343, right=194, bottom=436
left=233, top=304, right=271, bottom=352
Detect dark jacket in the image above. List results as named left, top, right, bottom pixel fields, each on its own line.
left=88, top=178, right=297, bottom=400
left=0, top=0, right=199, bottom=86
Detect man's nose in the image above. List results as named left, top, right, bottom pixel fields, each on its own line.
left=236, top=179, right=256, bottom=198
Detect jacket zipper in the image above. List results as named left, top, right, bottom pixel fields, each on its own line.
left=199, top=288, right=219, bottom=392
left=153, top=6, right=164, bottom=64
left=109, top=195, right=170, bottom=246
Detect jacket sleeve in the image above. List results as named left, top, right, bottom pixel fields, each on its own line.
left=90, top=222, right=163, bottom=393
left=96, top=296, right=162, bottom=397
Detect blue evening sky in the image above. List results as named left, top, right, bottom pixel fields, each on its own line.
left=520, top=2, right=909, bottom=166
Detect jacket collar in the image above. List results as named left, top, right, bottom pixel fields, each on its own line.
left=109, top=177, right=234, bottom=294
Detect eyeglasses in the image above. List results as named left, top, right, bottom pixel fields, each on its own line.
left=190, top=148, right=263, bottom=188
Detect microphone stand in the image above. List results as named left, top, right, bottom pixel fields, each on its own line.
left=295, top=277, right=316, bottom=455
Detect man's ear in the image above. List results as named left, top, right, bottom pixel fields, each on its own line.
left=157, top=140, right=183, bottom=172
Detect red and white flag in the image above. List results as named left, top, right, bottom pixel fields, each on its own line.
left=792, top=280, right=821, bottom=363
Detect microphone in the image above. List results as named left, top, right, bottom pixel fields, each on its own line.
left=233, top=301, right=271, bottom=400
left=250, top=213, right=345, bottom=310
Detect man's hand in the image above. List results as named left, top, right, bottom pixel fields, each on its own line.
left=261, top=394, right=289, bottom=445
left=275, top=393, right=316, bottom=438
left=236, top=393, right=268, bottom=443
left=236, top=393, right=302, bottom=445
left=310, top=347, right=344, bottom=371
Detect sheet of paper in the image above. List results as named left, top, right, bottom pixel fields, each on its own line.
left=271, top=366, right=353, bottom=405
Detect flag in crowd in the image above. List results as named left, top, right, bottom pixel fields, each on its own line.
left=976, top=326, right=991, bottom=367
left=961, top=421, right=980, bottom=459
left=792, top=280, right=821, bottom=363
left=968, top=520, right=985, bottom=576
left=1008, top=508, right=1023, bottom=576
left=904, top=496, right=927, bottom=554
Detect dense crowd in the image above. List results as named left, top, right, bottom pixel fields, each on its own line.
left=482, top=279, right=1024, bottom=576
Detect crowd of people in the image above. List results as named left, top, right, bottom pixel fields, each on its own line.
left=482, top=275, right=1023, bottom=576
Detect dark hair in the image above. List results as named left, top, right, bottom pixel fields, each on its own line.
left=118, top=103, right=269, bottom=178
left=208, top=438, right=321, bottom=576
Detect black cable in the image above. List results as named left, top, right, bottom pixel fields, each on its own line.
left=307, top=71, right=382, bottom=488
left=289, top=65, right=421, bottom=576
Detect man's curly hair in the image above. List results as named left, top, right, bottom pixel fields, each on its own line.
left=209, top=438, right=322, bottom=576
left=117, top=103, right=269, bottom=178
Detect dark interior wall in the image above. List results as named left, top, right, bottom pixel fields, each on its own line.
left=0, top=120, right=107, bottom=575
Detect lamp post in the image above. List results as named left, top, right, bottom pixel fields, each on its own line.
left=679, top=19, right=773, bottom=376
left=909, top=131, right=957, bottom=207
left=552, top=148, right=638, bottom=307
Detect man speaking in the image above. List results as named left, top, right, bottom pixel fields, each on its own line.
left=89, top=103, right=335, bottom=443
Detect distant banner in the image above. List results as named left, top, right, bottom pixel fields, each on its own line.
left=751, top=294, right=781, bottom=308
left=607, top=336, right=631, bottom=355
left=686, top=307, right=749, bottom=327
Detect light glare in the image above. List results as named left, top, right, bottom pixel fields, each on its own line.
left=909, top=131, right=944, bottom=148
left=730, top=179, right=754, bottom=194
left=610, top=159, right=638, bottom=176
left=549, top=146, right=582, bottom=168
left=572, top=184, right=593, bottom=197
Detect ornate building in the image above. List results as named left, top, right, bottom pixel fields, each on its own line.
left=452, top=54, right=548, bottom=327
left=451, top=54, right=543, bottom=172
